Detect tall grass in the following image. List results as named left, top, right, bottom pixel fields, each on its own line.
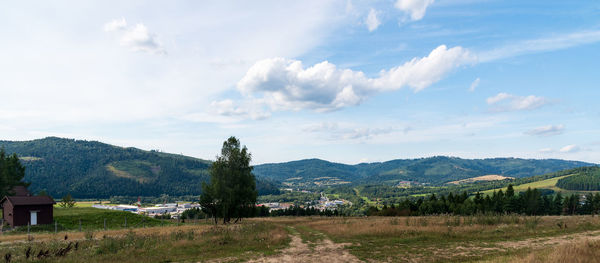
left=0, top=222, right=289, bottom=263
left=516, top=239, right=600, bottom=263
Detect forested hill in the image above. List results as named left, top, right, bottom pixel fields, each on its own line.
left=556, top=166, right=600, bottom=191
left=253, top=157, right=594, bottom=186
left=0, top=137, right=280, bottom=199
left=0, top=137, right=594, bottom=198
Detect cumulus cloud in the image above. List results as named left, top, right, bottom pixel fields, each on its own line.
left=525, top=124, right=565, bottom=136
left=104, top=18, right=166, bottom=55
left=469, top=78, right=480, bottom=92
left=560, top=144, right=580, bottom=153
left=486, top=93, right=549, bottom=112
left=365, top=8, right=381, bottom=32
left=237, top=45, right=475, bottom=112
left=395, top=0, right=435, bottom=21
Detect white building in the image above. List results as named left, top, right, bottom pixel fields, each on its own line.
left=142, top=206, right=176, bottom=214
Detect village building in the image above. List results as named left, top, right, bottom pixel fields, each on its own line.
left=1, top=186, right=55, bottom=227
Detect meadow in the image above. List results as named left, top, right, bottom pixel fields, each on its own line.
left=2, top=211, right=600, bottom=262
left=4, top=207, right=168, bottom=234
left=481, top=175, right=572, bottom=195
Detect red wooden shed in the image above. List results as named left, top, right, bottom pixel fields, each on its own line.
left=1, top=188, right=55, bottom=227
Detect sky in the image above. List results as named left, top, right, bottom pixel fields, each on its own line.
left=1, top=0, right=599, bottom=165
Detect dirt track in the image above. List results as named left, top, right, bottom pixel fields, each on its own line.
left=247, top=231, right=362, bottom=263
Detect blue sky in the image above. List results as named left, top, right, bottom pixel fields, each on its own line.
left=1, top=0, right=599, bottom=164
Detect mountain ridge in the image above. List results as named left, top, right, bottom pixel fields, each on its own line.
left=0, top=137, right=595, bottom=198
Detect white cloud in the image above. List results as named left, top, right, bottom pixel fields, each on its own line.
left=479, top=30, right=600, bottom=62
left=560, top=144, right=580, bottom=153
left=525, top=124, right=565, bottom=137
left=210, top=99, right=271, bottom=120
left=238, top=45, right=475, bottom=113
left=103, top=17, right=127, bottom=32
left=469, top=77, right=480, bottom=92
left=486, top=93, right=549, bottom=112
left=303, top=122, right=339, bottom=132
left=365, top=8, right=381, bottom=32
left=303, top=122, right=394, bottom=140
left=104, top=18, right=166, bottom=55
left=395, top=0, right=435, bottom=21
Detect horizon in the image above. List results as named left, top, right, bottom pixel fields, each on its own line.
left=2, top=136, right=597, bottom=166
left=1, top=1, right=599, bottom=164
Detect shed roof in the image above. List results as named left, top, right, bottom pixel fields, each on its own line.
left=1, top=196, right=55, bottom=206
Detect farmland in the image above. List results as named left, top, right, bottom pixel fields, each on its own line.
left=2, top=211, right=600, bottom=262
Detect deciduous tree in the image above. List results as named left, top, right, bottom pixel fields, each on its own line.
left=200, top=137, right=257, bottom=224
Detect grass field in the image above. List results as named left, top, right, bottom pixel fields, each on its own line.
left=6, top=207, right=168, bottom=233
left=3, top=214, right=600, bottom=262
left=481, top=175, right=574, bottom=195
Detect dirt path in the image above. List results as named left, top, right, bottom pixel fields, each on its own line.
left=247, top=229, right=362, bottom=263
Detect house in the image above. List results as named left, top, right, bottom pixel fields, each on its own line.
left=1, top=187, right=55, bottom=227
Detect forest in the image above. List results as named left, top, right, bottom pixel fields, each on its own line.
left=369, top=185, right=600, bottom=216
left=556, top=166, right=600, bottom=191
left=0, top=137, right=280, bottom=198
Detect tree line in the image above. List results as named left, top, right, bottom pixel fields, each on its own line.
left=368, top=185, right=600, bottom=216
left=556, top=166, right=600, bottom=191
left=0, top=148, right=27, bottom=197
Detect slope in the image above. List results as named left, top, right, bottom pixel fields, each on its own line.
left=0, top=137, right=280, bottom=199
left=254, top=156, right=593, bottom=187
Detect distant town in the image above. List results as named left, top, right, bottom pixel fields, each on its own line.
left=93, top=191, right=350, bottom=219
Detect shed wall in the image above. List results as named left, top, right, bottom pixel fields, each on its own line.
left=10, top=205, right=53, bottom=227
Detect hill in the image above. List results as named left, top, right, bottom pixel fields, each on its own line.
left=0, top=137, right=594, bottom=199
left=556, top=166, right=600, bottom=191
left=482, top=166, right=600, bottom=195
left=0, top=137, right=280, bottom=199
left=253, top=156, right=593, bottom=187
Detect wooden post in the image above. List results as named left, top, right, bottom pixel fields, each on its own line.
left=104, top=218, right=107, bottom=230
left=79, top=219, right=82, bottom=232
left=124, top=216, right=127, bottom=228
left=55, top=221, right=57, bottom=233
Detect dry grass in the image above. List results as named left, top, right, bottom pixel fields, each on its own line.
left=0, top=224, right=213, bottom=243
left=253, top=215, right=600, bottom=262
left=295, top=215, right=600, bottom=239
left=504, top=239, right=600, bottom=263
left=0, top=222, right=289, bottom=262
left=4, top=216, right=600, bottom=262
left=448, top=175, right=514, bottom=185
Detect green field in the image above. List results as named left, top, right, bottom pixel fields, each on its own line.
left=482, top=175, right=571, bottom=195
left=8, top=207, right=168, bottom=233
left=480, top=174, right=600, bottom=196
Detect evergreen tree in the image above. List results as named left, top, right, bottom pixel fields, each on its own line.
left=552, top=192, right=563, bottom=215
left=0, top=149, right=28, bottom=197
